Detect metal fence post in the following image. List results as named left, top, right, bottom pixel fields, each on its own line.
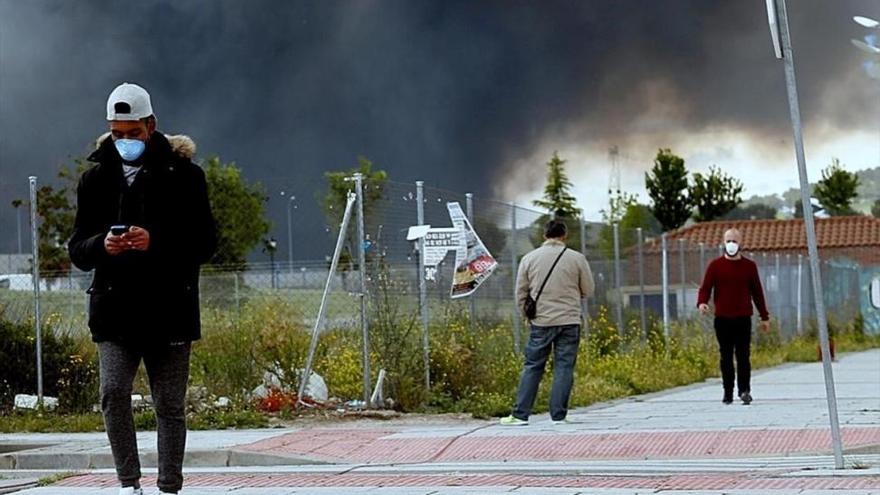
left=465, top=193, right=476, bottom=326
left=637, top=227, right=646, bottom=343
left=354, top=173, right=371, bottom=404
left=510, top=203, right=521, bottom=354
left=785, top=254, right=792, bottom=335
left=678, top=238, right=687, bottom=327
left=232, top=271, right=240, bottom=314
left=661, top=233, right=670, bottom=341
left=416, top=181, right=430, bottom=390
left=580, top=217, right=589, bottom=335
left=298, top=193, right=357, bottom=403
left=28, top=176, right=43, bottom=405
left=774, top=253, right=782, bottom=334
left=699, top=243, right=706, bottom=270
left=612, top=223, right=623, bottom=337
left=797, top=254, right=803, bottom=335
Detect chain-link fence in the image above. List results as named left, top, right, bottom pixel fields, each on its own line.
left=1, top=176, right=875, bottom=403
left=0, top=182, right=871, bottom=340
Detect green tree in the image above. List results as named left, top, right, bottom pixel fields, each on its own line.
left=689, top=165, right=744, bottom=222
left=724, top=203, right=778, bottom=220
left=532, top=152, right=582, bottom=219
left=814, top=158, right=860, bottom=216
left=645, top=148, right=691, bottom=231
left=203, top=156, right=270, bottom=267
left=529, top=152, right=584, bottom=251
left=872, top=199, right=880, bottom=218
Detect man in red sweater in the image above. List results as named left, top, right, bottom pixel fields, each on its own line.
left=697, top=228, right=771, bottom=405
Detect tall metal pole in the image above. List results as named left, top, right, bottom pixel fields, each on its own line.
left=767, top=0, right=844, bottom=468
left=465, top=193, right=476, bottom=326
left=416, top=181, right=430, bottom=390
left=637, top=228, right=646, bottom=342
left=661, top=233, right=670, bottom=340
left=28, top=176, right=43, bottom=405
left=298, top=193, right=357, bottom=403
left=612, top=223, right=623, bottom=337
left=510, top=204, right=521, bottom=353
left=354, top=173, right=371, bottom=404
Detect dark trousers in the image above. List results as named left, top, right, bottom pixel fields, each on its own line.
left=512, top=324, right=580, bottom=421
left=98, top=340, right=191, bottom=494
left=714, top=317, right=752, bottom=395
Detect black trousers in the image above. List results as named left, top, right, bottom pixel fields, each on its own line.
left=714, top=317, right=752, bottom=395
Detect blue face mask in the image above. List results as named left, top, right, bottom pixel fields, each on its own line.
left=114, top=139, right=146, bottom=162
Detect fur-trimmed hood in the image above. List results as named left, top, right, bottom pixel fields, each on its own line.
left=94, top=132, right=197, bottom=159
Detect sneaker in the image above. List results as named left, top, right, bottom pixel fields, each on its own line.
left=499, top=415, right=528, bottom=426
left=740, top=392, right=753, bottom=405
left=550, top=418, right=569, bottom=425
left=118, top=488, right=143, bottom=495
left=722, top=391, right=733, bottom=405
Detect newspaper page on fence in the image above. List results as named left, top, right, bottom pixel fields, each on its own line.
left=447, top=202, right=497, bottom=298
left=423, top=227, right=459, bottom=282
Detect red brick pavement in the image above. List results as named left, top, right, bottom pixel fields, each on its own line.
left=56, top=472, right=880, bottom=491
left=238, top=426, right=880, bottom=463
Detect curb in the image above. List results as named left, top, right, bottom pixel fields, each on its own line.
left=0, top=449, right=328, bottom=470
left=0, top=478, right=39, bottom=495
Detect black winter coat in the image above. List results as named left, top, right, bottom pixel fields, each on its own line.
left=68, top=132, right=216, bottom=344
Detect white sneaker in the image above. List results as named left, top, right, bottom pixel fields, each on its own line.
left=118, top=488, right=143, bottom=495
left=550, top=418, right=570, bottom=425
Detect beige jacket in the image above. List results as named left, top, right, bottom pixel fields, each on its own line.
left=516, top=239, right=595, bottom=327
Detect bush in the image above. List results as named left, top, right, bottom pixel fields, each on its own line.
left=58, top=353, right=99, bottom=413
left=0, top=318, right=92, bottom=412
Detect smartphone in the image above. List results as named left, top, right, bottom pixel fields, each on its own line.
left=110, top=225, right=129, bottom=236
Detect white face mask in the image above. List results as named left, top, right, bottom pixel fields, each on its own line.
left=725, top=241, right=740, bottom=257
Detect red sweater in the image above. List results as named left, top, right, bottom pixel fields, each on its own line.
left=697, top=256, right=769, bottom=321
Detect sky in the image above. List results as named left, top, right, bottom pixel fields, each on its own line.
left=1, top=0, right=878, bottom=260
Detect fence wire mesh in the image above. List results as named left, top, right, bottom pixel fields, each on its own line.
left=0, top=178, right=873, bottom=407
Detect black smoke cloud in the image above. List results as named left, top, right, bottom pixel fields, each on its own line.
left=0, top=0, right=877, bottom=259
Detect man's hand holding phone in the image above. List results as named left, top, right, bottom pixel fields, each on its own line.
left=104, top=225, right=150, bottom=255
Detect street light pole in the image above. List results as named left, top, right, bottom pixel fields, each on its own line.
left=766, top=0, right=844, bottom=469
left=281, top=192, right=296, bottom=274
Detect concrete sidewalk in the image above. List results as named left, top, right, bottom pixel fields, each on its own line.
left=2, top=349, right=878, bottom=494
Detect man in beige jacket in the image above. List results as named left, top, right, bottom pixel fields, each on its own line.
left=501, top=219, right=595, bottom=425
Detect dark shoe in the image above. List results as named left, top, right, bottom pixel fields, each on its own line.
left=740, top=392, right=753, bottom=405
left=722, top=392, right=733, bottom=404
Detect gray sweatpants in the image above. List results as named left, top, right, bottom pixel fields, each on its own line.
left=98, top=340, right=191, bottom=494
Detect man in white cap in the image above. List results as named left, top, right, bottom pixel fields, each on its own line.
left=69, top=83, right=216, bottom=495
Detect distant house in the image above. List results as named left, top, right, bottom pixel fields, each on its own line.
left=620, top=216, right=880, bottom=335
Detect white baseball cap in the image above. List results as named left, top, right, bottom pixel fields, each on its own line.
left=106, top=83, right=153, bottom=121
